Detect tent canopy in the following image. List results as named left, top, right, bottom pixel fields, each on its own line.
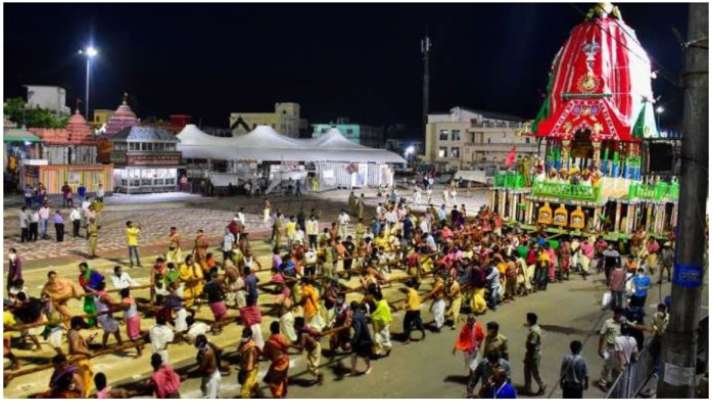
left=177, top=125, right=406, bottom=164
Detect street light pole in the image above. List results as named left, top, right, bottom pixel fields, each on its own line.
left=85, top=56, right=91, bottom=118
left=657, top=3, right=708, bottom=398
left=79, top=45, right=98, bottom=119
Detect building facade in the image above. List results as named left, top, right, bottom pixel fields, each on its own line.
left=312, top=118, right=384, bottom=148
left=109, top=126, right=181, bottom=193
left=92, top=109, right=114, bottom=130
left=425, top=106, right=540, bottom=171
left=24, top=85, right=71, bottom=115
left=25, top=109, right=112, bottom=194
left=229, top=102, right=305, bottom=138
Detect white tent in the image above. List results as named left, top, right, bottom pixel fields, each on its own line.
left=177, top=124, right=406, bottom=164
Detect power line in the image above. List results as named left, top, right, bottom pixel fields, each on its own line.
left=568, top=3, right=682, bottom=89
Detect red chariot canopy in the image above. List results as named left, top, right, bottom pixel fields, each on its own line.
left=531, top=3, right=658, bottom=142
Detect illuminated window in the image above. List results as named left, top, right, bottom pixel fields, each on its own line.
left=439, top=130, right=449, bottom=141
left=451, top=147, right=460, bottom=158
left=438, top=147, right=448, bottom=158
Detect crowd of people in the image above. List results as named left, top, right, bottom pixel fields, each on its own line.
left=17, top=181, right=104, bottom=246
left=3, top=186, right=676, bottom=399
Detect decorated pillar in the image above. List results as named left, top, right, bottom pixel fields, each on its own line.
left=592, top=141, right=602, bottom=168
left=499, top=191, right=507, bottom=219
left=670, top=202, right=678, bottom=230
left=614, top=201, right=622, bottom=233
left=645, top=203, right=654, bottom=233
left=526, top=200, right=533, bottom=225
left=561, top=140, right=572, bottom=169
left=594, top=206, right=602, bottom=231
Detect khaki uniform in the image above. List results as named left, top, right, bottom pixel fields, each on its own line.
left=483, top=333, right=509, bottom=359
left=524, top=324, right=545, bottom=393
left=87, top=222, right=99, bottom=257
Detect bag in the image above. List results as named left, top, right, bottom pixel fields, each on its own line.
left=601, top=291, right=612, bottom=309
left=625, top=276, right=635, bottom=296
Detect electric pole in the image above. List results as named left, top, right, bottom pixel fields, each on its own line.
left=658, top=3, right=708, bottom=398
left=421, top=33, right=431, bottom=149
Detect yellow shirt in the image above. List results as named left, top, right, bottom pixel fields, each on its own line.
left=286, top=221, right=296, bottom=237
left=497, top=262, right=508, bottom=275
left=406, top=288, right=421, bottom=311
left=373, top=235, right=388, bottom=250
left=302, top=285, right=319, bottom=319
left=126, top=227, right=140, bottom=246
left=4, top=311, right=17, bottom=340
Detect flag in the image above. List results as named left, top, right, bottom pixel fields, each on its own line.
left=505, top=147, right=517, bottom=168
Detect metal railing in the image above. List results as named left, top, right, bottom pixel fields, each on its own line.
left=606, top=337, right=658, bottom=398
left=606, top=315, right=708, bottom=398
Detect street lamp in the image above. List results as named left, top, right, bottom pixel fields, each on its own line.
left=78, top=45, right=98, bottom=119
left=655, top=105, right=665, bottom=132
left=404, top=145, right=415, bottom=159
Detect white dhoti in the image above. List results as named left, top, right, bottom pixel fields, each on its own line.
left=201, top=370, right=221, bottom=398
left=263, top=209, right=270, bottom=223
left=464, top=349, right=480, bottom=371
left=250, top=323, right=265, bottom=350
left=431, top=299, right=446, bottom=329
left=374, top=324, right=392, bottom=355
left=280, top=311, right=297, bottom=342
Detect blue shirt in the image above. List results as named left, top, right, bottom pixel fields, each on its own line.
left=633, top=274, right=651, bottom=298
left=487, top=382, right=517, bottom=399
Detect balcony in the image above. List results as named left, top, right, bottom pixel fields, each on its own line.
left=531, top=180, right=602, bottom=202
left=493, top=171, right=527, bottom=189
left=628, top=181, right=679, bottom=201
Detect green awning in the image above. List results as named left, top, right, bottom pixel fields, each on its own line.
left=3, top=129, right=41, bottom=143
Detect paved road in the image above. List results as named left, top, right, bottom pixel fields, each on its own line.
left=171, top=274, right=685, bottom=399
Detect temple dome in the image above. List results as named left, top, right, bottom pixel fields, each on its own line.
left=66, top=109, right=93, bottom=143
left=104, top=93, right=139, bottom=136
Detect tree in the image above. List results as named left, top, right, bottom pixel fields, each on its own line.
left=3, top=97, right=69, bottom=128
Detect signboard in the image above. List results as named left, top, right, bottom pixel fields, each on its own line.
left=673, top=263, right=703, bottom=289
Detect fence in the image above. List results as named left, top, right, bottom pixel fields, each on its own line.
left=606, top=337, right=658, bottom=398
left=606, top=315, right=708, bottom=398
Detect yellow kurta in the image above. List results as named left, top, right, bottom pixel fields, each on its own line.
left=179, top=262, right=204, bottom=307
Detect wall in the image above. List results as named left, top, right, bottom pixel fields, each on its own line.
left=24, top=164, right=113, bottom=194
left=229, top=102, right=302, bottom=137
left=25, top=86, right=70, bottom=115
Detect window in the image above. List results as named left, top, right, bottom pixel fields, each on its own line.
left=451, top=129, right=461, bottom=141
left=346, top=128, right=354, bottom=135
left=321, top=128, right=328, bottom=133
left=451, top=147, right=460, bottom=158
left=141, top=143, right=148, bottom=151
left=438, top=147, right=448, bottom=158
left=488, top=138, right=492, bottom=144
left=439, top=129, right=449, bottom=141
left=525, top=137, right=531, bottom=144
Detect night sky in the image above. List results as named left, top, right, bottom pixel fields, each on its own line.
left=4, top=3, right=689, bottom=138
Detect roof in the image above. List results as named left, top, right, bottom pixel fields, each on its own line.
left=177, top=125, right=405, bottom=164
left=3, top=128, right=41, bottom=143
left=110, top=126, right=179, bottom=142
left=462, top=108, right=523, bottom=122
left=104, top=96, right=139, bottom=136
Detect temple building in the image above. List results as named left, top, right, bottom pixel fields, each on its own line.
left=24, top=109, right=112, bottom=194
left=109, top=126, right=181, bottom=193
left=98, top=93, right=140, bottom=163
left=490, top=2, right=676, bottom=238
